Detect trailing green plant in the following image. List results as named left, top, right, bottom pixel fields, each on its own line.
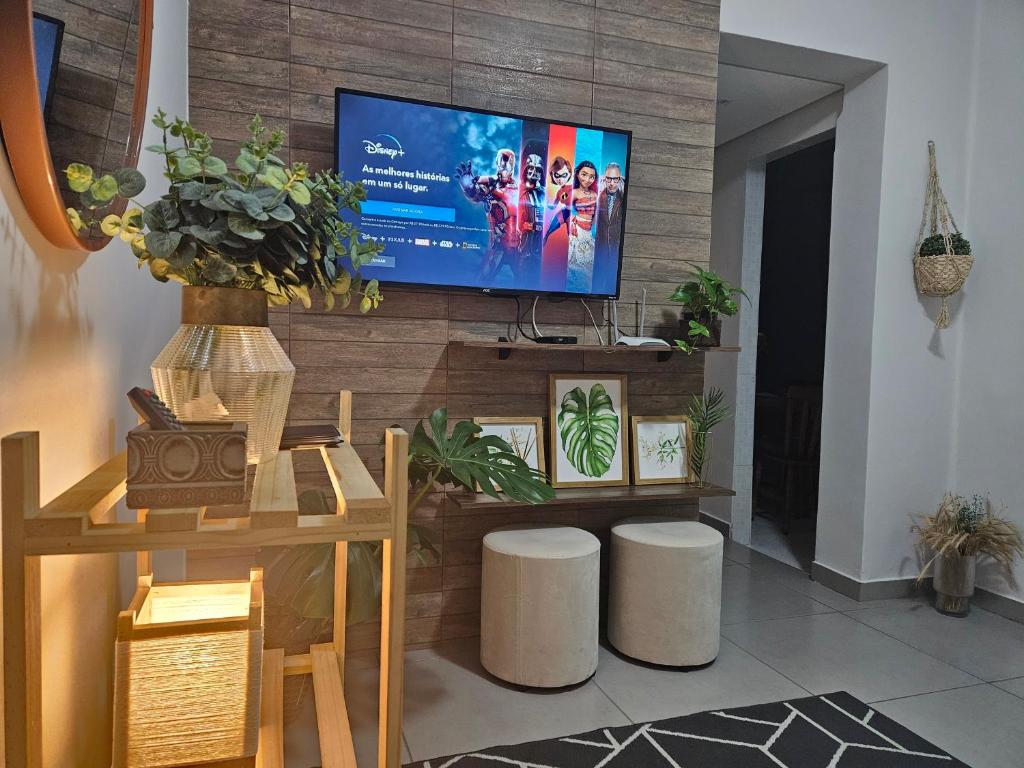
left=63, top=110, right=383, bottom=311
left=913, top=494, right=1023, bottom=584
left=669, top=264, right=748, bottom=353
left=258, top=407, right=555, bottom=646
left=557, top=383, right=620, bottom=478
left=686, top=387, right=731, bottom=485
left=918, top=232, right=972, bottom=257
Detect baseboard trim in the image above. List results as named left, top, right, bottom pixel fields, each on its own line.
left=972, top=587, right=1024, bottom=624
left=811, top=561, right=1024, bottom=624
left=811, top=562, right=920, bottom=601
left=699, top=511, right=731, bottom=538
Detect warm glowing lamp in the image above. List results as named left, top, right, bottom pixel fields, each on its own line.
left=112, top=568, right=264, bottom=768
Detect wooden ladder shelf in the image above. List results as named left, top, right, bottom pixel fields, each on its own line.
left=1, top=391, right=408, bottom=768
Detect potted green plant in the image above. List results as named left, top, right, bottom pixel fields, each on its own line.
left=64, top=111, right=384, bottom=462
left=913, top=494, right=1022, bottom=617
left=257, top=408, right=555, bottom=718
left=686, top=387, right=731, bottom=487
left=668, top=264, right=748, bottom=353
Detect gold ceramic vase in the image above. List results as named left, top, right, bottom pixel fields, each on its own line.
left=151, top=286, right=294, bottom=464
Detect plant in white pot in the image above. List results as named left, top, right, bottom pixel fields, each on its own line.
left=64, top=111, right=383, bottom=463
left=913, top=494, right=1022, bottom=617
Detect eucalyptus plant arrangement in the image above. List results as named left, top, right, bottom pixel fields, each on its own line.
left=686, top=387, right=731, bottom=486
left=63, top=110, right=383, bottom=311
left=669, top=264, right=748, bottom=353
left=258, top=408, right=555, bottom=651
left=913, top=493, right=1022, bottom=581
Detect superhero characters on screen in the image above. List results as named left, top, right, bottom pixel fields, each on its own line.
left=516, top=145, right=547, bottom=284
left=455, top=124, right=626, bottom=291
left=456, top=148, right=519, bottom=281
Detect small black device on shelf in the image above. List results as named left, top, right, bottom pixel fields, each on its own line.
left=535, top=336, right=578, bottom=345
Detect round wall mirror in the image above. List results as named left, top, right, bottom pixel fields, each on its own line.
left=0, top=0, right=153, bottom=251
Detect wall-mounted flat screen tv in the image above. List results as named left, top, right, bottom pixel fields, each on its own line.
left=335, top=88, right=631, bottom=298
left=32, top=12, right=64, bottom=120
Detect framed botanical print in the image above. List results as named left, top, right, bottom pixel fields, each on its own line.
left=548, top=373, right=629, bottom=488
left=472, top=417, right=546, bottom=491
left=631, top=415, right=696, bottom=485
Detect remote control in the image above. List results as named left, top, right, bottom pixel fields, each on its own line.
left=127, top=387, right=185, bottom=431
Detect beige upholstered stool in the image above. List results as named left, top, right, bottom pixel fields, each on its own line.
left=609, top=517, right=723, bottom=666
left=480, top=524, right=600, bottom=687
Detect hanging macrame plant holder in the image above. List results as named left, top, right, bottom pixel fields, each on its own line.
left=913, top=141, right=973, bottom=329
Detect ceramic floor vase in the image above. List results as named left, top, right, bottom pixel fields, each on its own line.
left=151, top=286, right=294, bottom=464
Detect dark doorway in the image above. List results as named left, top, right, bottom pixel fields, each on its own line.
left=752, top=137, right=834, bottom=572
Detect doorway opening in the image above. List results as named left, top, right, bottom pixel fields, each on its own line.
left=751, top=138, right=834, bottom=572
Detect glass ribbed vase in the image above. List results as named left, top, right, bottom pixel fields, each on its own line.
left=151, top=286, right=294, bottom=464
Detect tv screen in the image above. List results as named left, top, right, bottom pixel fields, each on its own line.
left=335, top=89, right=631, bottom=298
left=32, top=12, right=64, bottom=120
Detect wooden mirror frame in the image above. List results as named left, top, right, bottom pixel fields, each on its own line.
left=0, top=0, right=154, bottom=251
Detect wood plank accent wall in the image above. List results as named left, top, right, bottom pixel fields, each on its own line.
left=188, top=0, right=720, bottom=649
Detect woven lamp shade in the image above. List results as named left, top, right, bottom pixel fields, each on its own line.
left=113, top=569, right=265, bottom=768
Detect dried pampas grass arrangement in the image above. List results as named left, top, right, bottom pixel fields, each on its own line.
left=913, top=494, right=1023, bottom=584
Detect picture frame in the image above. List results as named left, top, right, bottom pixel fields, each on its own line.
left=631, top=415, right=696, bottom=485
left=472, top=417, right=546, bottom=492
left=548, top=373, right=629, bottom=488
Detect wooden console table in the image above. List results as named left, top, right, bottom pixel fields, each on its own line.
left=448, top=481, right=735, bottom=512
left=1, top=392, right=408, bottom=768
left=449, top=339, right=741, bottom=363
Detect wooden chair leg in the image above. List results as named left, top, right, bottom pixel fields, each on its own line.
left=781, top=464, right=793, bottom=535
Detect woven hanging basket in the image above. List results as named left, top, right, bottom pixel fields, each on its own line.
left=913, top=253, right=974, bottom=296
left=913, top=141, right=973, bottom=328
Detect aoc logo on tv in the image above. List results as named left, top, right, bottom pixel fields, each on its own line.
left=362, top=134, right=405, bottom=159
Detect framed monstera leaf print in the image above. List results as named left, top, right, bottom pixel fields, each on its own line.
left=549, top=374, right=629, bottom=488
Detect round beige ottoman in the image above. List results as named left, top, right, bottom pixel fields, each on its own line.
left=480, top=524, right=600, bottom=687
left=609, top=517, right=723, bottom=666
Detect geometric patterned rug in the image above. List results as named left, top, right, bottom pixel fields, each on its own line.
left=405, top=692, right=968, bottom=767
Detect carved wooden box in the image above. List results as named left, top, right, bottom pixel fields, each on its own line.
left=126, top=421, right=247, bottom=509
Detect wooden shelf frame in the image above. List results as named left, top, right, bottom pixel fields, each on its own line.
left=1, top=391, right=408, bottom=768
left=449, top=339, right=741, bottom=362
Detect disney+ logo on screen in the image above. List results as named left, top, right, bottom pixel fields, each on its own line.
left=361, top=133, right=405, bottom=159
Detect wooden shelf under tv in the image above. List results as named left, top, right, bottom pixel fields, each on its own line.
left=447, top=482, right=735, bottom=512
left=448, top=339, right=741, bottom=362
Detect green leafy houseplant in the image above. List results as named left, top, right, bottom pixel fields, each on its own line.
left=557, top=383, right=620, bottom=478
left=64, top=110, right=383, bottom=312
left=258, top=408, right=555, bottom=649
left=918, top=232, right=972, bottom=257
left=668, top=264, right=748, bottom=354
left=686, top=387, right=731, bottom=486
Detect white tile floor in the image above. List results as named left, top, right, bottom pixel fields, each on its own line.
left=749, top=513, right=817, bottom=572
left=287, top=542, right=1024, bottom=768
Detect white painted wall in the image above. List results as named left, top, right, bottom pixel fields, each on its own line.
left=716, top=0, right=995, bottom=584
left=715, top=0, right=1024, bottom=598
left=0, top=3, right=187, bottom=763
left=954, top=0, right=1024, bottom=602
